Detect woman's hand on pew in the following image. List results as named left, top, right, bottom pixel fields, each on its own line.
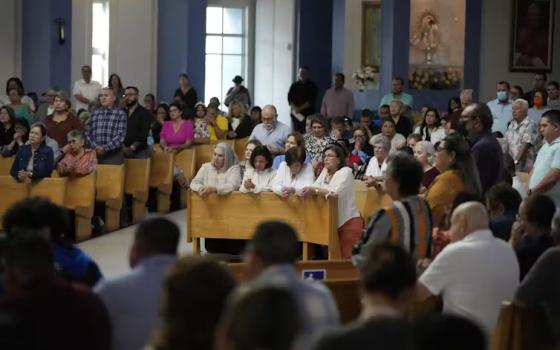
left=301, top=186, right=319, bottom=197
left=243, top=179, right=255, bottom=190
left=281, top=186, right=295, bottom=197
left=199, top=186, right=217, bottom=197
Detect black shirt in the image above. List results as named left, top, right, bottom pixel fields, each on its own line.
left=471, top=132, right=504, bottom=194
left=174, top=87, right=198, bottom=111
left=516, top=233, right=555, bottom=280
left=124, top=105, right=153, bottom=151
left=0, top=125, right=15, bottom=146
left=287, top=79, right=318, bottom=116
left=229, top=115, right=254, bottom=139
left=393, top=116, right=413, bottom=138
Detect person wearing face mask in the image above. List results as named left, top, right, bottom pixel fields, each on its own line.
left=528, top=91, right=550, bottom=124
left=486, top=81, right=513, bottom=134
left=524, top=73, right=548, bottom=108
left=123, top=86, right=153, bottom=159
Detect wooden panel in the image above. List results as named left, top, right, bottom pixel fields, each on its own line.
left=323, top=278, right=361, bottom=324
left=174, top=148, right=196, bottom=180
left=96, top=164, right=125, bottom=203
left=30, top=177, right=68, bottom=206
left=149, top=147, right=174, bottom=190
left=228, top=260, right=359, bottom=282
left=65, top=172, right=96, bottom=241
left=491, top=302, right=548, bottom=350
left=354, top=180, right=392, bottom=222
left=95, top=164, right=125, bottom=232
left=125, top=159, right=151, bottom=201
left=194, top=140, right=236, bottom=171
left=0, top=157, right=14, bottom=176
left=187, top=191, right=340, bottom=259
left=65, top=173, right=96, bottom=211
left=234, top=137, right=249, bottom=160
left=0, top=176, right=29, bottom=229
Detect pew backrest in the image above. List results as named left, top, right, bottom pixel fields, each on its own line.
left=95, top=164, right=125, bottom=204
left=0, top=156, right=14, bottom=176
left=30, top=177, right=68, bottom=206
left=125, top=158, right=151, bottom=201
left=0, top=176, right=29, bottom=229
left=187, top=191, right=340, bottom=259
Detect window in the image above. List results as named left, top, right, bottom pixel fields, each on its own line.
left=205, top=6, right=248, bottom=105
left=92, top=0, right=109, bottom=86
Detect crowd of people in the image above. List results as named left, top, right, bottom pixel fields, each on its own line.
left=0, top=66, right=560, bottom=348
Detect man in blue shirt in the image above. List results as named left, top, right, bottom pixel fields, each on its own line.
left=85, top=87, right=127, bottom=164
left=249, top=105, right=291, bottom=156
left=95, top=216, right=180, bottom=350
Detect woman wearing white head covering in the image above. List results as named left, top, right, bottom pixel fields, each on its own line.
left=190, top=142, right=242, bottom=196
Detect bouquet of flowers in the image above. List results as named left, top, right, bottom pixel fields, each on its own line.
left=352, top=66, right=378, bottom=91
left=409, top=66, right=462, bottom=90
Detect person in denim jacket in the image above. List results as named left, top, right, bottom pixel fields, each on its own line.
left=10, top=123, right=53, bottom=181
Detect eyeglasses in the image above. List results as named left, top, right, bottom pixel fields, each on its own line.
left=67, top=139, right=79, bottom=144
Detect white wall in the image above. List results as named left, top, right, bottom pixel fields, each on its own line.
left=109, top=0, right=158, bottom=97
left=254, top=0, right=296, bottom=126
left=72, top=0, right=158, bottom=97
left=479, top=0, right=560, bottom=102
left=0, top=0, right=21, bottom=84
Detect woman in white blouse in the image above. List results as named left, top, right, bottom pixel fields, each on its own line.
left=364, top=134, right=390, bottom=187
left=272, top=146, right=315, bottom=197
left=190, top=142, right=242, bottom=196
left=302, top=144, right=363, bottom=258
left=240, top=145, right=275, bottom=193
left=413, top=107, right=446, bottom=146
left=375, top=118, right=406, bottom=153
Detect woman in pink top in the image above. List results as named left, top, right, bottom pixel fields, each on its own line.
left=160, top=101, right=194, bottom=154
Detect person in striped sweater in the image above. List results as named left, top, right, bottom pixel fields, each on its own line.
left=352, top=152, right=433, bottom=267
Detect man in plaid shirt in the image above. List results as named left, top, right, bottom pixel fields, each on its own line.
left=85, top=87, right=127, bottom=164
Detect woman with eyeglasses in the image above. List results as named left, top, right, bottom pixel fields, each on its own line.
left=348, top=127, right=372, bottom=177
left=57, top=129, right=97, bottom=176
left=159, top=101, right=194, bottom=154
left=304, top=114, right=334, bottom=175
left=425, top=134, right=482, bottom=227
left=302, top=144, right=362, bottom=258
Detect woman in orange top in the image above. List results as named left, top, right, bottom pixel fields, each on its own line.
left=425, top=134, right=481, bottom=227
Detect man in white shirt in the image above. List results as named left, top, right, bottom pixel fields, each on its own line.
left=416, top=202, right=519, bottom=337
left=487, top=80, right=513, bottom=134
left=73, top=65, right=102, bottom=111
left=95, top=217, right=179, bottom=350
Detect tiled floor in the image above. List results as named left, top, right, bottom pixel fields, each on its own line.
left=77, top=210, right=193, bottom=278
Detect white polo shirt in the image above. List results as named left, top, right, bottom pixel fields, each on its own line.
left=73, top=78, right=102, bottom=111
left=419, top=229, right=519, bottom=336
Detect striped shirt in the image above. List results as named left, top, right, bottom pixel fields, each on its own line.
left=352, top=196, right=433, bottom=267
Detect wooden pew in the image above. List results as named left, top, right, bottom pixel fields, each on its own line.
left=194, top=139, right=236, bottom=171
left=187, top=191, right=340, bottom=259
left=0, top=157, right=14, bottom=176
left=354, top=180, right=392, bottom=222
left=150, top=146, right=174, bottom=213
left=125, top=158, right=151, bottom=223
left=174, top=148, right=196, bottom=208
left=64, top=173, right=96, bottom=241
left=234, top=137, right=249, bottom=160
left=491, top=302, right=550, bottom=350
left=96, top=164, right=125, bottom=232
left=30, top=177, right=68, bottom=206
left=324, top=278, right=362, bottom=324
left=228, top=260, right=359, bottom=282
left=0, top=176, right=30, bottom=229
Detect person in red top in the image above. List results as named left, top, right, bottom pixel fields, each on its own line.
left=44, top=93, right=82, bottom=147
left=0, top=235, right=111, bottom=350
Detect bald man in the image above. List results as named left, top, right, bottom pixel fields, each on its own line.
left=416, top=202, right=519, bottom=337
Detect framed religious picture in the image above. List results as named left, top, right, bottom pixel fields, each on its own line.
left=361, top=1, right=381, bottom=69
left=510, top=0, right=555, bottom=72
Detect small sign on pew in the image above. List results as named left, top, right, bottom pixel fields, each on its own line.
left=302, top=269, right=326, bottom=281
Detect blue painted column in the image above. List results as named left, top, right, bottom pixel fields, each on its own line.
left=298, top=0, right=333, bottom=100
left=22, top=0, right=71, bottom=95
left=157, top=0, right=207, bottom=103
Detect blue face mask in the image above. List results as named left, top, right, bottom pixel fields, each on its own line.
left=497, top=91, right=508, bottom=101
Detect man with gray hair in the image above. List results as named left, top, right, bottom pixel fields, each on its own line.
left=505, top=99, right=538, bottom=171
left=249, top=104, right=291, bottom=155
left=446, top=89, right=474, bottom=132
left=515, top=214, right=560, bottom=346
